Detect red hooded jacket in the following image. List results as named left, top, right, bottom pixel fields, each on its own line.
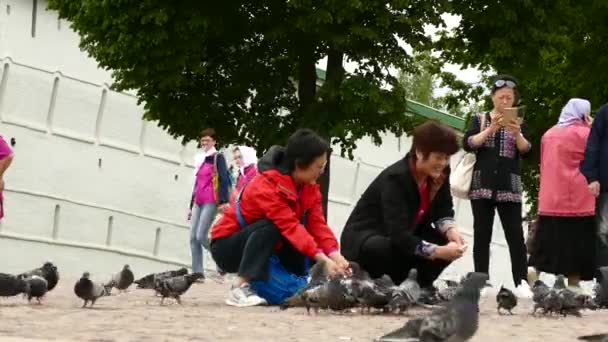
left=210, top=146, right=339, bottom=258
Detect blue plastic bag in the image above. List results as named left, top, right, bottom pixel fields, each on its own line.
left=250, top=255, right=308, bottom=305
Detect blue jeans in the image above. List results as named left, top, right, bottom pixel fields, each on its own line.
left=190, top=203, right=218, bottom=274
left=597, top=193, right=608, bottom=268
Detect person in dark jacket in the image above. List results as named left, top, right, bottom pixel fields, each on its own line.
left=211, top=129, right=349, bottom=307
left=581, top=103, right=608, bottom=268
left=340, top=121, right=464, bottom=290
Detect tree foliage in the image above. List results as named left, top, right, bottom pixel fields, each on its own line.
left=435, top=0, right=608, bottom=214
left=47, top=0, right=450, bottom=216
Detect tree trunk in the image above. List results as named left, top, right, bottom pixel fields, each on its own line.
left=317, top=48, right=344, bottom=219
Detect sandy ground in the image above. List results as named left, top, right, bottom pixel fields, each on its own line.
left=0, top=275, right=607, bottom=342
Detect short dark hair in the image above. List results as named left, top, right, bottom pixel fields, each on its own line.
left=285, top=129, right=330, bottom=172
left=409, top=121, right=459, bottom=158
left=200, top=128, right=216, bottom=140
left=490, top=74, right=519, bottom=96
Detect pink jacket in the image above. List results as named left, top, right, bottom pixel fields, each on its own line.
left=229, top=164, right=258, bottom=204
left=538, top=122, right=595, bottom=216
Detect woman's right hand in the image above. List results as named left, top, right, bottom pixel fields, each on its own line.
left=323, top=259, right=342, bottom=277
left=488, top=113, right=503, bottom=133
left=432, top=242, right=465, bottom=261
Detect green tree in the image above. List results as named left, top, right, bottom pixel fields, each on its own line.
left=399, top=51, right=443, bottom=109
left=399, top=50, right=478, bottom=118
left=47, top=0, right=449, bottom=217
left=434, top=1, right=605, bottom=214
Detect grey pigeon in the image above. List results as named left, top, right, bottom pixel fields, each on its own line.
left=593, top=266, right=608, bottom=308
left=387, top=269, right=421, bottom=313
left=552, top=275, right=582, bottom=317
left=0, top=273, right=29, bottom=297
left=134, top=267, right=188, bottom=289
left=579, top=334, right=608, bottom=341
left=496, top=286, right=517, bottom=315
left=154, top=273, right=203, bottom=305
left=74, top=272, right=110, bottom=308
left=280, top=260, right=329, bottom=310
left=23, top=275, right=48, bottom=304
left=105, top=264, right=135, bottom=293
left=18, top=261, right=59, bottom=291
left=376, top=272, right=489, bottom=342
left=349, top=275, right=391, bottom=313
left=531, top=279, right=552, bottom=315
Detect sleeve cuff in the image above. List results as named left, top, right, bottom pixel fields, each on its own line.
left=466, top=136, right=478, bottom=149
left=326, top=248, right=339, bottom=257
left=414, top=240, right=437, bottom=259
left=435, top=218, right=456, bottom=234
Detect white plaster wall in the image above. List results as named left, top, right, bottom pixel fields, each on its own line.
left=0, top=0, right=518, bottom=288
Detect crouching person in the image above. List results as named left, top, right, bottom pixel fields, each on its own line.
left=210, top=129, right=350, bottom=307
left=340, top=121, right=466, bottom=295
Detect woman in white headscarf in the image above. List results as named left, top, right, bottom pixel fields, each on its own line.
left=231, top=145, right=258, bottom=198
left=533, top=98, right=596, bottom=290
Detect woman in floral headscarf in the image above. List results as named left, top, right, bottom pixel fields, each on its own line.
left=534, top=98, right=596, bottom=289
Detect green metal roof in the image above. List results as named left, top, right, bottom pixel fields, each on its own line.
left=315, top=68, right=465, bottom=131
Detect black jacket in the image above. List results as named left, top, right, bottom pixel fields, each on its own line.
left=340, top=154, right=455, bottom=260
left=581, top=103, right=608, bottom=193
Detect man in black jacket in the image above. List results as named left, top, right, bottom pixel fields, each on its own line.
left=340, top=121, right=466, bottom=289
left=581, top=103, right=608, bottom=268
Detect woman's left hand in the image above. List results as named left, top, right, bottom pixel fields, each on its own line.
left=445, top=227, right=466, bottom=247
left=505, top=118, right=521, bottom=135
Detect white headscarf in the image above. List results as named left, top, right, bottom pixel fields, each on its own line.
left=237, top=145, right=258, bottom=175
left=557, top=98, right=590, bottom=127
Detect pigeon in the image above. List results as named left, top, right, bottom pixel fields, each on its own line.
left=496, top=286, right=517, bottom=315
left=531, top=279, right=553, bottom=315
left=593, top=266, right=608, bottom=308
left=74, top=272, right=110, bottom=308
left=134, top=267, right=188, bottom=289
left=387, top=269, right=421, bottom=313
left=154, top=273, right=203, bottom=305
left=0, top=273, right=29, bottom=297
left=376, top=272, right=489, bottom=342
left=281, top=260, right=330, bottom=310
left=105, top=264, right=135, bottom=294
left=579, top=334, right=608, bottom=341
left=552, top=275, right=582, bottom=317
left=23, top=275, right=48, bottom=304
left=18, top=261, right=59, bottom=291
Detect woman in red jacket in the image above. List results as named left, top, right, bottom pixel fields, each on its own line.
left=210, top=129, right=349, bottom=307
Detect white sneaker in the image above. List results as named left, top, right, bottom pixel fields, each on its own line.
left=225, top=284, right=267, bottom=307
left=516, top=280, right=533, bottom=299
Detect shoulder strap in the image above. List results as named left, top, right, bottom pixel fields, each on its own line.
left=213, top=153, right=219, bottom=173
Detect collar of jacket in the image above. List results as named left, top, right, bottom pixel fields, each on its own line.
left=406, top=153, right=448, bottom=203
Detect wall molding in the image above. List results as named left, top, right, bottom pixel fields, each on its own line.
left=0, top=231, right=189, bottom=268
left=5, top=187, right=190, bottom=230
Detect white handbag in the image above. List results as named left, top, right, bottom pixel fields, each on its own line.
left=450, top=113, right=486, bottom=199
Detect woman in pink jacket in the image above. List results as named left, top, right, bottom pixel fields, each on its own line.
left=534, top=98, right=596, bottom=288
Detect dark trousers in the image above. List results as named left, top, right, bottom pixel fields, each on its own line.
left=356, top=224, right=451, bottom=288
left=597, top=193, right=608, bottom=269
left=471, top=199, right=527, bottom=287
left=210, top=219, right=308, bottom=281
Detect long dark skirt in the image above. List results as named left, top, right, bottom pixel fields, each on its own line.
left=533, top=215, right=596, bottom=281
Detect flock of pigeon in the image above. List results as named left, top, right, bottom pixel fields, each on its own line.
left=2, top=260, right=608, bottom=341
left=0, top=262, right=203, bottom=307
left=279, top=261, right=608, bottom=341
